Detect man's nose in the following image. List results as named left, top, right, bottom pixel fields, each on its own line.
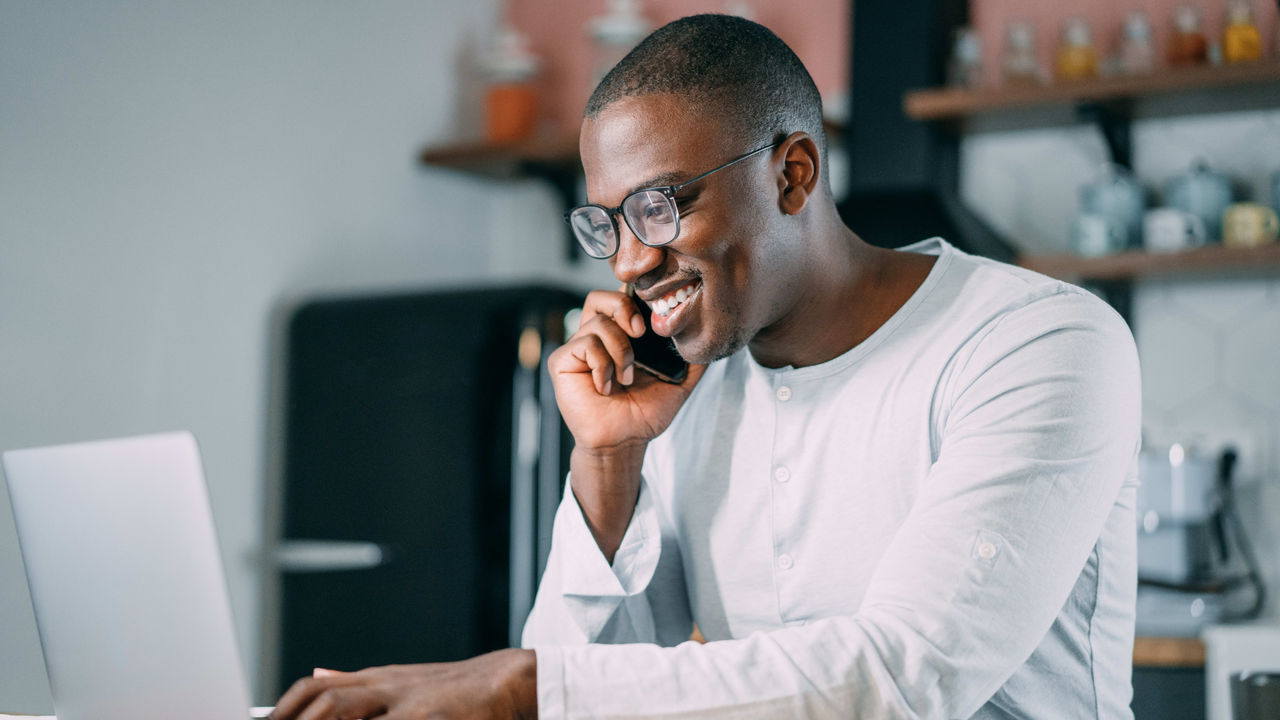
left=610, top=222, right=665, bottom=285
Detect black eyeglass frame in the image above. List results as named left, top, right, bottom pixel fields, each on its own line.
left=564, top=141, right=780, bottom=259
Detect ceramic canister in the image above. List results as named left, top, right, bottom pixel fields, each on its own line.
left=1073, top=212, right=1127, bottom=256
left=1164, top=160, right=1234, bottom=243
left=1081, top=164, right=1146, bottom=249
left=1223, top=203, right=1280, bottom=247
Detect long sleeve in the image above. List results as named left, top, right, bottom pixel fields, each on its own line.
left=520, top=472, right=694, bottom=644
left=527, top=286, right=1141, bottom=719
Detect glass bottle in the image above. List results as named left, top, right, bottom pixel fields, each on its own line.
left=1222, top=0, right=1263, bottom=63
left=589, top=0, right=650, bottom=87
left=1056, top=18, right=1099, bottom=82
left=483, top=26, right=540, bottom=143
left=1003, top=20, right=1043, bottom=86
left=1169, top=5, right=1208, bottom=66
left=947, top=27, right=983, bottom=89
left=1120, top=11, right=1156, bottom=75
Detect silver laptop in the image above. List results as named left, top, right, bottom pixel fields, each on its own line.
left=3, top=432, right=269, bottom=720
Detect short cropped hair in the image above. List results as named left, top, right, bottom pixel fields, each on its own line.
left=586, top=14, right=827, bottom=171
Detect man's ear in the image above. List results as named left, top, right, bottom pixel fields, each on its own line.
left=775, top=132, right=820, bottom=215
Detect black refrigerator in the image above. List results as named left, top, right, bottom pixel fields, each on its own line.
left=268, top=285, right=582, bottom=694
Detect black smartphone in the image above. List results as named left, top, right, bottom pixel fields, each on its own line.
left=627, top=286, right=689, bottom=384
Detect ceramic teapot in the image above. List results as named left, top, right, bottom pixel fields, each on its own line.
left=1164, top=160, right=1234, bottom=243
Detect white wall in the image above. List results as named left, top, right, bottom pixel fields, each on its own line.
left=0, top=1, right=614, bottom=713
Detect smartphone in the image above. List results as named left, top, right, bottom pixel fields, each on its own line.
left=627, top=285, right=689, bottom=384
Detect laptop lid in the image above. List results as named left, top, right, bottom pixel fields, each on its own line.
left=3, top=432, right=254, bottom=720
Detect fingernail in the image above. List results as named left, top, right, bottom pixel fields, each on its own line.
left=603, top=378, right=612, bottom=395
left=631, top=315, right=645, bottom=335
left=623, top=365, right=634, bottom=385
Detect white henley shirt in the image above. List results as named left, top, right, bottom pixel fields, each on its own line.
left=523, top=238, right=1142, bottom=719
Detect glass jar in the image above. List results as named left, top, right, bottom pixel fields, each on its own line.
left=1222, top=0, right=1263, bottom=63
left=1169, top=5, right=1208, bottom=66
left=1003, top=20, right=1043, bottom=86
left=1057, top=18, right=1098, bottom=81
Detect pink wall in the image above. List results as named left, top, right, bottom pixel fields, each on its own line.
left=506, top=0, right=850, bottom=135
left=973, top=0, right=1278, bottom=88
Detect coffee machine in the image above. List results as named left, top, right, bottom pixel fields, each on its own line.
left=1135, top=445, right=1266, bottom=637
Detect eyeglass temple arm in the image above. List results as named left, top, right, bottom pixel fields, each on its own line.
left=670, top=142, right=779, bottom=193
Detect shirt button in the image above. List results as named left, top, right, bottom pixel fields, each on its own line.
left=776, top=386, right=792, bottom=402
left=774, top=466, right=790, bottom=483
left=977, top=542, right=997, bottom=560
left=777, top=554, right=794, bottom=570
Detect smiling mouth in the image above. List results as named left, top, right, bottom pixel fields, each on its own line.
left=649, top=280, right=701, bottom=318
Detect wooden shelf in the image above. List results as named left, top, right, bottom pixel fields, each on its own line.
left=418, top=120, right=846, bottom=180
left=419, top=134, right=583, bottom=179
left=905, top=60, right=1280, bottom=121
left=1020, top=244, right=1280, bottom=282
left=1133, top=636, right=1206, bottom=668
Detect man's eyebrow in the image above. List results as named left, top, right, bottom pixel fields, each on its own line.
left=623, top=171, right=688, bottom=197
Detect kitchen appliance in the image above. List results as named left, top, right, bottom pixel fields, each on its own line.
left=1136, top=445, right=1267, bottom=637
left=1231, top=671, right=1280, bottom=720
left=1165, top=160, right=1234, bottom=243
left=265, top=285, right=582, bottom=695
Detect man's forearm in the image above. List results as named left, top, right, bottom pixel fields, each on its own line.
left=568, top=444, right=646, bottom=563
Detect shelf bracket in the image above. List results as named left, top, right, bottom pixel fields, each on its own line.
left=519, top=161, right=583, bottom=263
left=1077, top=102, right=1132, bottom=169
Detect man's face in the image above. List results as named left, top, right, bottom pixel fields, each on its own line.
left=580, top=94, right=793, bottom=364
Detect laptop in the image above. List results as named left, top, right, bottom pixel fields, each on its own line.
left=3, top=432, right=271, bottom=720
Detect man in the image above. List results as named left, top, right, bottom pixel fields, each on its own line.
left=271, top=14, right=1140, bottom=720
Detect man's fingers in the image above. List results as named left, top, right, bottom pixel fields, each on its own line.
left=295, top=685, right=387, bottom=720
left=577, top=313, right=636, bottom=385
left=271, top=674, right=363, bottom=720
left=270, top=676, right=328, bottom=719
left=313, top=668, right=345, bottom=678
left=582, top=289, right=645, bottom=338
left=566, top=335, right=618, bottom=395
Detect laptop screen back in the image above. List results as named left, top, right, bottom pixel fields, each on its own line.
left=3, top=432, right=252, bottom=720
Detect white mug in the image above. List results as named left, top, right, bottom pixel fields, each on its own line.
left=1143, top=208, right=1206, bottom=253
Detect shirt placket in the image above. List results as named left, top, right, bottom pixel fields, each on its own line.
left=768, top=372, right=802, bottom=624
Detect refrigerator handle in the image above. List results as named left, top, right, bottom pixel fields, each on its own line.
left=273, top=540, right=390, bottom=573
left=508, top=324, right=543, bottom=647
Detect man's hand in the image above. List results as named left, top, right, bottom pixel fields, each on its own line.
left=548, top=289, right=705, bottom=559
left=549, top=289, right=705, bottom=451
left=268, top=649, right=537, bottom=720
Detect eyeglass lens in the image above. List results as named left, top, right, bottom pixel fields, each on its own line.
left=569, top=208, right=617, bottom=258
left=568, top=191, right=679, bottom=258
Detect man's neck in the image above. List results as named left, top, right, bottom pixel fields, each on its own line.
left=747, top=231, right=936, bottom=370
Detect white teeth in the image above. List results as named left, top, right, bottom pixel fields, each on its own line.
left=651, top=282, right=699, bottom=318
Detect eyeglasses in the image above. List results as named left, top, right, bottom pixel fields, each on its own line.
left=565, top=142, right=779, bottom=259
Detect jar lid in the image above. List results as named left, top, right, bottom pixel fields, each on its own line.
left=1175, top=5, right=1201, bottom=34
left=1063, top=17, right=1092, bottom=47
left=590, top=0, right=650, bottom=46
left=484, top=26, right=540, bottom=81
